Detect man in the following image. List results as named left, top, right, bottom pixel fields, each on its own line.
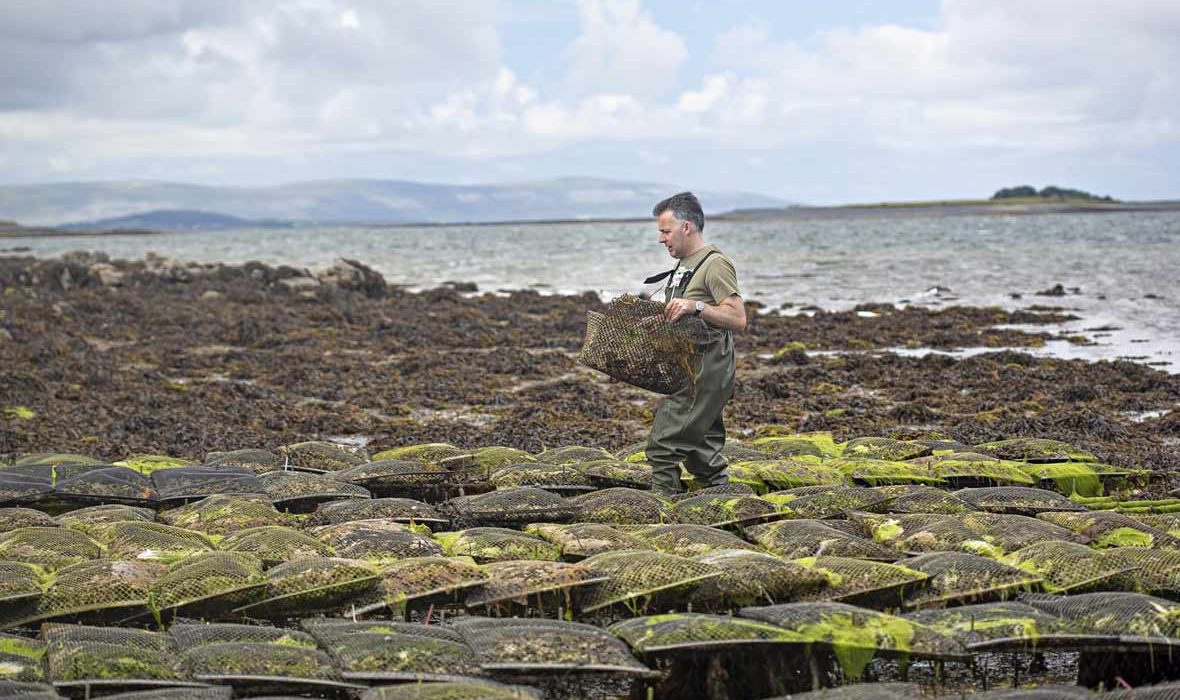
left=645, top=192, right=746, bottom=495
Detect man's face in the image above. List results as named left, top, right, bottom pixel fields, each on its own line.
left=657, top=210, right=690, bottom=259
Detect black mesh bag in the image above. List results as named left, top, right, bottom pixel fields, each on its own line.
left=333, top=459, right=449, bottom=498
left=972, top=438, right=1097, bottom=463
left=92, top=521, right=216, bottom=564
left=0, top=632, right=46, bottom=682
left=1004, top=540, right=1139, bottom=594
left=218, top=526, right=333, bottom=566
left=763, top=486, right=890, bottom=519
left=873, top=485, right=977, bottom=515
left=903, top=601, right=1092, bottom=652
left=535, top=446, right=616, bottom=465
left=299, top=619, right=481, bottom=682
left=901, top=552, right=1044, bottom=609
left=794, top=557, right=930, bottom=609
left=738, top=601, right=965, bottom=679
left=147, top=551, right=266, bottom=621
left=907, top=452, right=1037, bottom=488
left=953, top=487, right=1088, bottom=516
left=464, top=560, right=607, bottom=615
left=309, top=519, right=444, bottom=561
left=361, top=556, right=490, bottom=617
left=358, top=678, right=542, bottom=700
left=689, top=549, right=831, bottom=610
left=571, top=459, right=652, bottom=490
left=1101, top=547, right=1180, bottom=597
left=1037, top=510, right=1180, bottom=549
left=610, top=612, right=808, bottom=654
left=959, top=512, right=1088, bottom=553
left=670, top=493, right=781, bottom=527
left=203, top=448, right=281, bottom=475
left=578, top=294, right=712, bottom=394
left=151, top=466, right=264, bottom=505
left=0, top=527, right=102, bottom=570
left=434, top=528, right=561, bottom=563
left=850, top=512, right=999, bottom=556
left=0, top=508, right=57, bottom=531
left=258, top=471, right=371, bottom=512
left=42, top=624, right=195, bottom=692
left=0, top=470, right=54, bottom=507
left=20, top=559, right=165, bottom=626
left=744, top=520, right=897, bottom=560
left=488, top=463, right=595, bottom=496
left=53, top=467, right=157, bottom=507
left=1019, top=591, right=1180, bottom=642
left=841, top=437, right=932, bottom=462
left=305, top=497, right=449, bottom=528
left=232, top=557, right=382, bottom=619
left=523, top=523, right=652, bottom=560
left=629, top=523, right=756, bottom=557
left=569, top=488, right=671, bottom=525
left=439, top=487, right=577, bottom=528
left=743, top=458, right=847, bottom=490
left=276, top=440, right=367, bottom=473
left=577, top=550, right=721, bottom=614
left=450, top=617, right=653, bottom=676
left=156, top=495, right=292, bottom=535
left=55, top=504, right=156, bottom=535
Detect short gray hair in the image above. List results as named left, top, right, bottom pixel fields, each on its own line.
left=652, top=191, right=704, bottom=233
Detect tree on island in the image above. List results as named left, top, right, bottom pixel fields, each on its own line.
left=992, top=185, right=1115, bottom=202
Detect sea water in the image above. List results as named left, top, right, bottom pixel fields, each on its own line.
left=7, top=210, right=1179, bottom=372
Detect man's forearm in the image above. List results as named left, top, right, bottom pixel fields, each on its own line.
left=700, top=301, right=746, bottom=333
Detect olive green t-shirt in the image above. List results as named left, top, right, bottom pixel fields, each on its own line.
left=665, top=245, right=741, bottom=305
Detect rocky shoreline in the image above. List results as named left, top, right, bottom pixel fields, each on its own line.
left=1, top=252, right=1177, bottom=487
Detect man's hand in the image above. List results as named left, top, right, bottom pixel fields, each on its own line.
left=664, top=298, right=698, bottom=323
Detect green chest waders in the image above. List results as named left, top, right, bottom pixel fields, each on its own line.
left=644, top=255, right=736, bottom=495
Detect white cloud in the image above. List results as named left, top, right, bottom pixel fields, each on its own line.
left=565, top=0, right=688, bottom=97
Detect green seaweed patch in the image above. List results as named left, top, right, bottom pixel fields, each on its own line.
left=794, top=612, right=915, bottom=680
left=113, top=454, right=194, bottom=475
left=2, top=407, right=36, bottom=420
left=0, top=636, right=45, bottom=661
left=1093, top=527, right=1154, bottom=549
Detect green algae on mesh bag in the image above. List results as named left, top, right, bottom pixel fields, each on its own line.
left=371, top=443, right=470, bottom=463
left=828, top=457, right=946, bottom=486
left=972, top=438, right=1097, bottom=463
left=277, top=440, right=368, bottom=471
left=908, top=452, right=1037, bottom=487
left=525, top=522, right=652, bottom=560
left=610, top=612, right=806, bottom=653
left=739, top=458, right=847, bottom=490
left=752, top=431, right=843, bottom=458
left=1002, top=540, right=1138, bottom=593
left=841, top=437, right=932, bottom=462
left=434, top=528, right=561, bottom=563
left=112, top=454, right=193, bottom=475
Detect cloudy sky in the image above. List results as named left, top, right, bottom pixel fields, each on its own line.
left=0, top=0, right=1176, bottom=204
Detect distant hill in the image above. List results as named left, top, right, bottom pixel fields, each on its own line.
left=58, top=209, right=291, bottom=232
left=0, top=177, right=788, bottom=228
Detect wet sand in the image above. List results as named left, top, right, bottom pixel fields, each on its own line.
left=1, top=253, right=1177, bottom=490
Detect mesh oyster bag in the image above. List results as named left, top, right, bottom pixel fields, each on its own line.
left=299, top=619, right=481, bottom=682
left=0, top=560, right=45, bottom=610
left=150, top=466, right=263, bottom=504
left=1101, top=547, right=1180, bottom=597
left=147, top=551, right=266, bottom=620
left=873, top=485, right=977, bottom=515
left=535, top=446, right=616, bottom=464
left=92, top=521, right=216, bottom=564
left=172, top=622, right=354, bottom=694
left=89, top=688, right=234, bottom=700
left=953, top=487, right=1087, bottom=516
left=55, top=504, right=156, bottom=535
left=306, top=496, right=449, bottom=528
left=1002, top=540, right=1138, bottom=593
left=464, top=560, right=607, bottom=612
left=903, top=601, right=1088, bottom=651
left=20, top=559, right=165, bottom=626
left=569, top=488, right=672, bottom=525
left=0, top=528, right=102, bottom=570
left=571, top=459, right=652, bottom=490
left=0, top=508, right=57, bottom=530
left=333, top=459, right=449, bottom=497
left=744, top=520, right=897, bottom=560
left=742, top=458, right=848, bottom=490
left=364, top=556, right=490, bottom=616
left=524, top=523, right=652, bottom=560
left=689, top=549, right=831, bottom=609
left=1019, top=462, right=1144, bottom=497
left=276, top=440, right=367, bottom=473
left=359, top=678, right=542, bottom=700
left=434, top=528, right=561, bottom=563
left=1037, top=510, right=1180, bottom=549
left=309, top=519, right=444, bottom=561
left=841, top=437, right=931, bottom=462
left=258, top=471, right=371, bottom=512
left=671, top=493, right=781, bottom=527
left=737, top=601, right=966, bottom=678
left=439, top=487, right=577, bottom=528
left=0, top=470, right=54, bottom=507
left=763, top=486, right=890, bottom=519
left=610, top=612, right=808, bottom=654
left=219, top=525, right=333, bottom=565
left=794, top=557, right=929, bottom=609
left=53, top=467, right=157, bottom=507
left=203, top=448, right=281, bottom=474
left=0, top=631, right=46, bottom=683
left=488, top=463, right=595, bottom=495
left=451, top=617, right=653, bottom=675
left=972, top=438, right=1097, bottom=463
left=907, top=452, right=1037, bottom=488
left=578, top=295, right=712, bottom=394
left=156, top=495, right=291, bottom=535
left=629, top=523, right=756, bottom=557
left=850, top=513, right=996, bottom=556
left=43, top=624, right=192, bottom=690
left=1019, top=591, right=1180, bottom=641
left=959, top=512, right=1088, bottom=553
left=827, top=458, right=945, bottom=487
left=576, top=550, right=721, bottom=614
left=901, top=552, right=1044, bottom=609
left=233, top=557, right=381, bottom=618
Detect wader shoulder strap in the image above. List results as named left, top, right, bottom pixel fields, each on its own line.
left=643, top=249, right=719, bottom=291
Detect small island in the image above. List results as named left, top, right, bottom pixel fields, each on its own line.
left=991, top=184, right=1116, bottom=202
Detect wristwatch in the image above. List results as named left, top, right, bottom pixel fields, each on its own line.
left=693, top=300, right=705, bottom=316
